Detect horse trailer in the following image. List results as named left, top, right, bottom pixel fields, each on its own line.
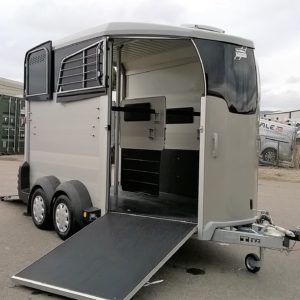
left=12, top=23, right=300, bottom=300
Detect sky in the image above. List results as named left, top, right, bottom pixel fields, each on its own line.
left=0, top=0, right=299, bottom=110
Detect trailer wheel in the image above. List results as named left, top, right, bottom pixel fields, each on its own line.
left=245, top=253, right=261, bottom=273
left=53, top=195, right=75, bottom=240
left=31, top=188, right=52, bottom=229
left=262, top=148, right=277, bottom=163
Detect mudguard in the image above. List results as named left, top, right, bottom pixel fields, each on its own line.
left=17, top=161, right=30, bottom=204
left=52, top=180, right=92, bottom=228
left=28, top=176, right=60, bottom=214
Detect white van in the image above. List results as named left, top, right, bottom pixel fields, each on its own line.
left=259, top=118, right=296, bottom=163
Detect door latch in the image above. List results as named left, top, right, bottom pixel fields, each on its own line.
left=148, top=128, right=155, bottom=140
left=154, top=112, right=161, bottom=123
left=212, top=132, right=219, bottom=158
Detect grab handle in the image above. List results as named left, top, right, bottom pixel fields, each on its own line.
left=212, top=132, right=218, bottom=158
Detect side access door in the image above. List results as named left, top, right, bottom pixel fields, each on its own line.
left=198, top=96, right=258, bottom=239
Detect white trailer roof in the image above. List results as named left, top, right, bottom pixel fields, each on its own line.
left=53, top=22, right=254, bottom=49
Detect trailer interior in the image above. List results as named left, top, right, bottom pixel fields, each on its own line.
left=109, top=38, right=204, bottom=223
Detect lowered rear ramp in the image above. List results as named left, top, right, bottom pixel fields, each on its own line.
left=12, top=213, right=197, bottom=300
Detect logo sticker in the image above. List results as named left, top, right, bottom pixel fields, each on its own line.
left=234, top=47, right=247, bottom=60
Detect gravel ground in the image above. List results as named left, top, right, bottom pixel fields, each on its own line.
left=259, top=166, right=300, bottom=182
left=1, top=156, right=300, bottom=300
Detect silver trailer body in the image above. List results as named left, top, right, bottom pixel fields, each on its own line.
left=14, top=23, right=299, bottom=300
left=22, top=24, right=259, bottom=239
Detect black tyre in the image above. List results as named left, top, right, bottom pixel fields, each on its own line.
left=262, top=148, right=277, bottom=163
left=53, top=195, right=76, bottom=240
left=245, top=253, right=261, bottom=273
left=31, top=188, right=52, bottom=229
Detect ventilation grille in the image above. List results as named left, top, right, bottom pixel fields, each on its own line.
left=25, top=46, right=49, bottom=97
left=29, top=52, right=46, bottom=65
left=57, top=40, right=106, bottom=94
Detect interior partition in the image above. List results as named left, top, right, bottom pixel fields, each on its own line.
left=110, top=38, right=205, bottom=222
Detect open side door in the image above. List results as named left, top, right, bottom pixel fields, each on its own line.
left=198, top=96, right=258, bottom=240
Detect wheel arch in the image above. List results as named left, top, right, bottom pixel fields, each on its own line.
left=28, top=176, right=60, bottom=214
left=52, top=180, right=93, bottom=229
left=17, top=161, right=30, bottom=204
left=260, top=142, right=277, bottom=155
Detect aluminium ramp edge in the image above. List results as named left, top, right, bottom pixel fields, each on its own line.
left=12, top=213, right=197, bottom=300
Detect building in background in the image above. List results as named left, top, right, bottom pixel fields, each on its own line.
left=0, top=77, right=25, bottom=155
left=262, top=109, right=300, bottom=126
left=0, top=77, right=23, bottom=97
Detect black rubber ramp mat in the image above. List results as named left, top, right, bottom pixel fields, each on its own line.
left=12, top=213, right=196, bottom=300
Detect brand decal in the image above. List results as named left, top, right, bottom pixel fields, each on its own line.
left=240, top=235, right=261, bottom=244
left=259, top=122, right=283, bottom=133
left=234, top=47, right=247, bottom=60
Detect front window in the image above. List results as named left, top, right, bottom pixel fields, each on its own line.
left=195, top=39, right=258, bottom=114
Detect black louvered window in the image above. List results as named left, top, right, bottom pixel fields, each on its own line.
left=25, top=41, right=52, bottom=101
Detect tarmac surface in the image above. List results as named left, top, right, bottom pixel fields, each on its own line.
left=1, top=156, right=300, bottom=300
